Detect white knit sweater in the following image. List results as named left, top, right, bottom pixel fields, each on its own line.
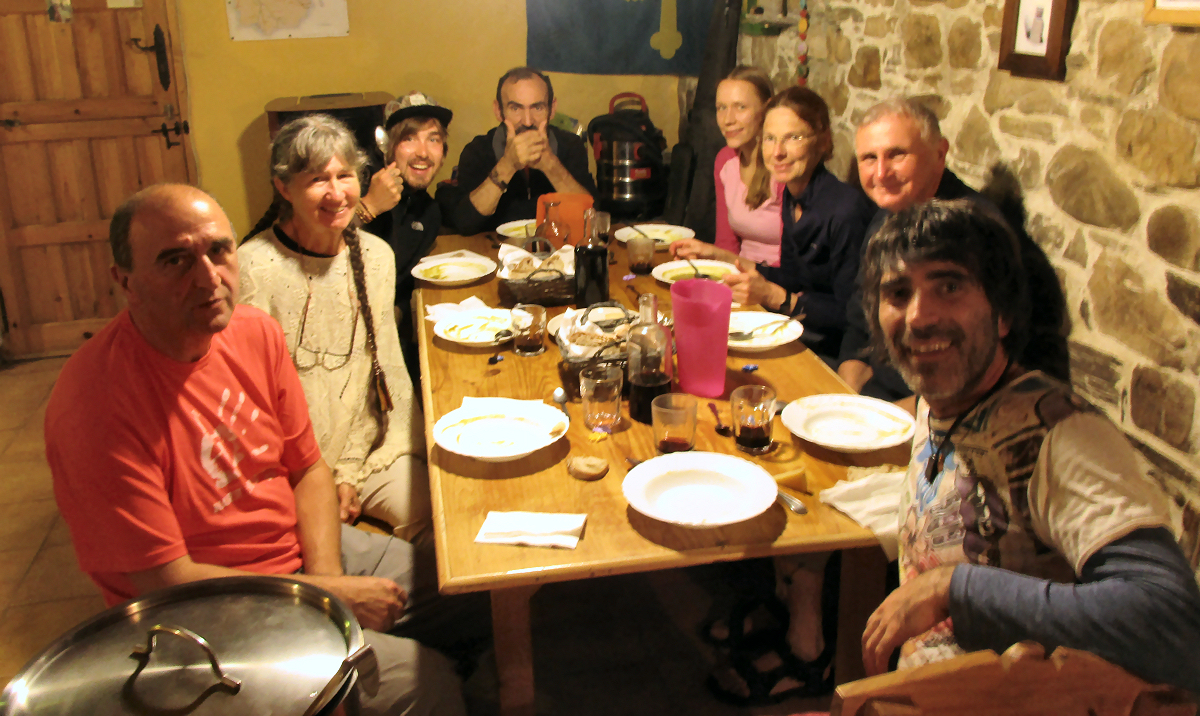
left=237, top=228, right=425, bottom=492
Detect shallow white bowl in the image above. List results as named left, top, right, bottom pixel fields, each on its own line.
left=622, top=452, right=778, bottom=527
left=613, top=223, right=695, bottom=251
left=780, top=394, right=915, bottom=453
left=433, top=309, right=513, bottom=346
left=412, top=255, right=498, bottom=287
left=433, top=399, right=569, bottom=462
left=727, top=312, right=804, bottom=353
left=651, top=259, right=738, bottom=285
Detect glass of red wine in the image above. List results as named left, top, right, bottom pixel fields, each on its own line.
left=651, top=393, right=697, bottom=454
left=731, top=385, right=776, bottom=455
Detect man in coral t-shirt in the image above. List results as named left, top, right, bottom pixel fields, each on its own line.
left=46, top=184, right=471, bottom=716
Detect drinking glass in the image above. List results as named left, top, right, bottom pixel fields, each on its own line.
left=651, top=393, right=697, bottom=454
left=511, top=304, right=547, bottom=357
left=580, top=365, right=623, bottom=431
left=627, top=235, right=656, bottom=275
left=731, top=385, right=776, bottom=454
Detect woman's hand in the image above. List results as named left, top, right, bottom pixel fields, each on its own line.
left=669, top=238, right=735, bottom=262
left=724, top=258, right=787, bottom=308
left=336, top=483, right=361, bottom=524
left=360, top=162, right=404, bottom=217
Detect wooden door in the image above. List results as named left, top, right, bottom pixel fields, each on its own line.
left=0, top=0, right=194, bottom=357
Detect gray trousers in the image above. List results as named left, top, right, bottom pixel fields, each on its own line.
left=340, top=525, right=488, bottom=716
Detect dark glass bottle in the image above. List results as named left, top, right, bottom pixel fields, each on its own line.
left=574, top=212, right=609, bottom=308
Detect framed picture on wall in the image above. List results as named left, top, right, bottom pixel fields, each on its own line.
left=998, top=0, right=1074, bottom=80
left=1144, top=0, right=1200, bottom=25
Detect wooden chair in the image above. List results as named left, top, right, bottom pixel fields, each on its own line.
left=829, top=642, right=1196, bottom=716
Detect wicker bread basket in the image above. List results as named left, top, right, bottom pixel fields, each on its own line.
left=498, top=267, right=575, bottom=307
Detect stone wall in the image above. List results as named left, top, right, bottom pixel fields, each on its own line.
left=741, top=10, right=1200, bottom=565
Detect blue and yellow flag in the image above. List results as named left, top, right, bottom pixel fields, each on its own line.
left=527, top=0, right=716, bottom=76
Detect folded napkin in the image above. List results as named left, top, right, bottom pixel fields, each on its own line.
left=497, top=243, right=575, bottom=279
left=819, top=466, right=906, bottom=560
left=475, top=511, right=587, bottom=549
left=419, top=249, right=492, bottom=264
left=423, top=295, right=493, bottom=323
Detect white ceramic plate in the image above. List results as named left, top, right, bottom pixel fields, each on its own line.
left=547, top=313, right=565, bottom=338
left=780, top=395, right=916, bottom=453
left=433, top=310, right=513, bottom=346
left=412, top=256, right=498, bottom=287
left=613, top=223, right=695, bottom=251
left=496, top=219, right=539, bottom=240
left=727, top=312, right=804, bottom=353
left=433, top=399, right=569, bottom=462
left=622, top=452, right=779, bottom=527
left=651, top=259, right=738, bottom=285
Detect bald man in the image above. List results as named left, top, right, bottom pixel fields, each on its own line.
left=45, top=184, right=475, bottom=716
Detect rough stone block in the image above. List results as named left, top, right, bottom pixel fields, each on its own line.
left=912, top=94, right=950, bottom=120
left=1097, top=19, right=1154, bottom=97
left=1063, top=230, right=1088, bottom=267
left=999, top=115, right=1056, bottom=143
left=1128, top=435, right=1199, bottom=498
left=864, top=15, right=894, bottom=38
left=902, top=14, right=943, bottom=69
left=956, top=106, right=1001, bottom=167
left=983, top=4, right=1003, bottom=28
left=1167, top=272, right=1200, bottom=329
left=1028, top=213, right=1066, bottom=252
left=1161, top=34, right=1200, bottom=122
left=1015, top=147, right=1042, bottom=188
left=1131, top=366, right=1195, bottom=451
left=848, top=46, right=882, bottom=90
left=1016, top=88, right=1068, bottom=117
left=832, top=30, right=853, bottom=64
left=1148, top=205, right=1200, bottom=272
left=948, top=18, right=981, bottom=69
left=1047, top=146, right=1140, bottom=231
left=1081, top=105, right=1109, bottom=141
left=833, top=7, right=865, bottom=24
left=1115, top=109, right=1200, bottom=188
left=1069, top=340, right=1123, bottom=407
left=1088, top=250, right=1200, bottom=371
left=983, top=69, right=1041, bottom=113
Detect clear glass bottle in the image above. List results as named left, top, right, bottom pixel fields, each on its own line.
left=627, top=293, right=673, bottom=424
left=574, top=210, right=609, bottom=308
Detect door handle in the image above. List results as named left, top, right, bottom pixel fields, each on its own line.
left=155, top=121, right=189, bottom=149
left=130, top=24, right=171, bottom=91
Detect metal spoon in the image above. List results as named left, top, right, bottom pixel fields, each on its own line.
left=552, top=387, right=570, bottom=417
left=777, top=490, right=807, bottom=514
left=708, top=402, right=733, bottom=437
left=728, top=319, right=793, bottom=342
left=374, top=126, right=389, bottom=155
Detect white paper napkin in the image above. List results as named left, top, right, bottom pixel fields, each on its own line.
left=475, top=511, right=587, bottom=549
left=423, top=295, right=493, bottom=323
left=418, top=249, right=491, bottom=264
left=497, top=244, right=575, bottom=278
left=819, top=467, right=906, bottom=560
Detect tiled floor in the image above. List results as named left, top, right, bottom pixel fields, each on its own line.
left=0, top=356, right=828, bottom=714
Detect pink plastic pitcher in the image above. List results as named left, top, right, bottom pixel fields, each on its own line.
left=671, top=279, right=732, bottom=398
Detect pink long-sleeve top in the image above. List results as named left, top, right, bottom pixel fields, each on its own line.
left=713, top=145, right=785, bottom=267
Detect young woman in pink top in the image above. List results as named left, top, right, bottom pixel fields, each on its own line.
left=714, top=66, right=785, bottom=266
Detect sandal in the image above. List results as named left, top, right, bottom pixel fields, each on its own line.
left=698, top=596, right=788, bottom=649
left=705, top=604, right=834, bottom=706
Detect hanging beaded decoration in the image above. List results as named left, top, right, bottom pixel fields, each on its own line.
left=796, top=0, right=810, bottom=85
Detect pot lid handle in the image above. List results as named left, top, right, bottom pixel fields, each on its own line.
left=130, top=624, right=242, bottom=693
left=301, top=644, right=378, bottom=716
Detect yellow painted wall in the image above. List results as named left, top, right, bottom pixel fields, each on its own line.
left=175, top=0, right=683, bottom=234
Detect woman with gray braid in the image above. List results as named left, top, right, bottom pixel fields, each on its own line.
left=238, top=114, right=431, bottom=543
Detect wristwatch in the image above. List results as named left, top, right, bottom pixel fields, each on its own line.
left=488, top=168, right=508, bottom=191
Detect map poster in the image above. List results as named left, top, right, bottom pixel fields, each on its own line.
left=226, top=0, right=349, bottom=41
left=527, top=0, right=717, bottom=76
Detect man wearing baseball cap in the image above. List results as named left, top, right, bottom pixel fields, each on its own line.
left=356, top=91, right=452, bottom=384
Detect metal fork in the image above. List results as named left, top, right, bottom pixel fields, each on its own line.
left=728, top=319, right=793, bottom=341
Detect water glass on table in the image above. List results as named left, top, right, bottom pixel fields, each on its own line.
left=511, top=304, right=547, bottom=357
left=580, top=365, right=623, bottom=431
left=651, top=393, right=697, bottom=454
left=731, top=385, right=776, bottom=454
left=627, top=235, right=655, bottom=275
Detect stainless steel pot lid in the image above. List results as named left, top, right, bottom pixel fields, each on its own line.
left=1, top=576, right=375, bottom=716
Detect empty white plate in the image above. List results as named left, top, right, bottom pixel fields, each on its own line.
left=622, top=452, right=778, bottom=527
left=412, top=255, right=498, bottom=287
left=727, top=312, right=804, bottom=353
left=433, top=398, right=569, bottom=462
left=780, top=394, right=915, bottom=452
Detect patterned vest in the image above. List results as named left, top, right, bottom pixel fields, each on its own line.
left=897, top=371, right=1093, bottom=668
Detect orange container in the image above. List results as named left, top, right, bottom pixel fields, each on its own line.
left=536, top=192, right=594, bottom=246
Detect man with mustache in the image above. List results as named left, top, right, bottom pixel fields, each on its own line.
left=858, top=199, right=1200, bottom=692
left=445, top=66, right=595, bottom=235
left=837, top=99, right=1068, bottom=407
left=357, top=91, right=454, bottom=382
left=46, top=184, right=479, bottom=716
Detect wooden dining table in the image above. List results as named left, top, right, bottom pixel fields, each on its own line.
left=415, top=232, right=909, bottom=716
